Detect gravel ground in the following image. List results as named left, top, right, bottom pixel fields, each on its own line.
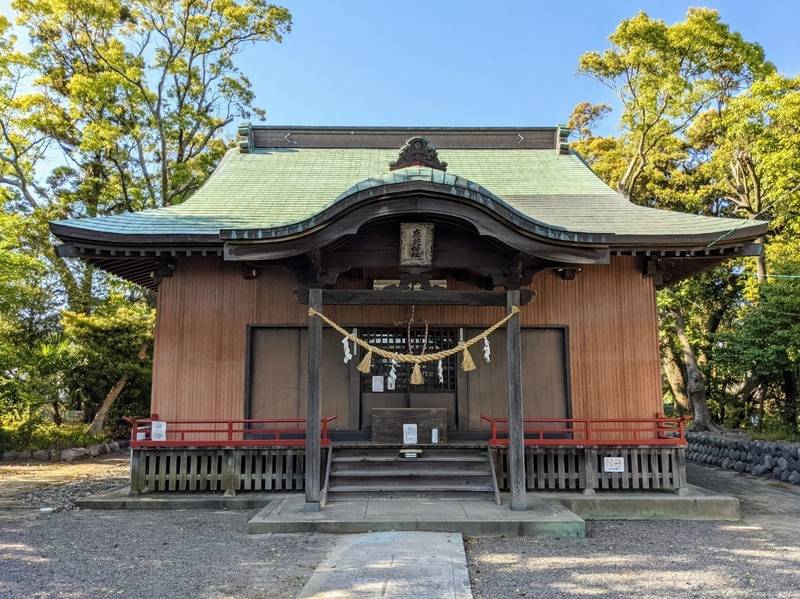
left=466, top=463, right=800, bottom=599
left=3, top=457, right=800, bottom=598
left=466, top=520, right=800, bottom=599
left=0, top=456, right=129, bottom=511
left=0, top=508, right=336, bottom=599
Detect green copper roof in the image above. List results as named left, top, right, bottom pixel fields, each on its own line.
left=52, top=146, right=767, bottom=244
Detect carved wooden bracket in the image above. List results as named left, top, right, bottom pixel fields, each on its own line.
left=389, top=137, right=448, bottom=171
left=558, top=267, right=581, bottom=281
left=644, top=257, right=664, bottom=286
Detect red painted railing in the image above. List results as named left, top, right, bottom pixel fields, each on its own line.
left=123, top=416, right=336, bottom=448
left=480, top=415, right=688, bottom=447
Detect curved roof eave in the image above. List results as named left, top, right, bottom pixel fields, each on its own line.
left=219, top=167, right=612, bottom=246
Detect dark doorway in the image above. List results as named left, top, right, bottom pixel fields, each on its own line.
left=359, top=327, right=459, bottom=430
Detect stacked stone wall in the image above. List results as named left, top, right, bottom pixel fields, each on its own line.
left=688, top=431, right=800, bottom=485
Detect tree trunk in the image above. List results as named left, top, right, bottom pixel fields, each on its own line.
left=88, top=345, right=148, bottom=436
left=88, top=376, right=128, bottom=436
left=672, top=309, right=719, bottom=431
left=781, top=371, right=798, bottom=434
left=51, top=401, right=63, bottom=426
left=661, top=344, right=690, bottom=415
left=755, top=237, right=767, bottom=283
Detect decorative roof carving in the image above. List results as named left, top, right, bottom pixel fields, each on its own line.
left=238, top=121, right=253, bottom=153
left=389, top=137, right=447, bottom=171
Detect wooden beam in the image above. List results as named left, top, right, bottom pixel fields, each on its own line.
left=304, top=288, right=322, bottom=509
left=294, top=288, right=534, bottom=306
left=506, top=289, right=528, bottom=510
left=456, top=327, right=469, bottom=432
left=348, top=328, right=360, bottom=431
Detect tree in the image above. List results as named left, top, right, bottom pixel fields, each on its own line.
left=572, top=9, right=783, bottom=430
left=62, top=296, right=155, bottom=435
left=708, top=74, right=800, bottom=280
left=577, top=8, right=771, bottom=200
left=715, top=262, right=800, bottom=434
left=2, top=0, right=291, bottom=310
left=0, top=1, right=291, bottom=434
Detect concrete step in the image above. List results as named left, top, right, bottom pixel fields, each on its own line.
left=330, top=476, right=495, bottom=488
left=332, top=455, right=487, bottom=463
left=331, top=459, right=490, bottom=473
left=248, top=496, right=587, bottom=538
left=328, top=482, right=496, bottom=493
left=324, top=447, right=498, bottom=503
left=326, top=490, right=497, bottom=501
left=330, top=468, right=492, bottom=478
left=333, top=448, right=486, bottom=460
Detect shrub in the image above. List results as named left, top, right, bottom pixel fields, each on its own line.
left=0, top=418, right=106, bottom=452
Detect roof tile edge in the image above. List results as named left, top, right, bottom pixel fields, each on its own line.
left=241, top=124, right=563, bottom=150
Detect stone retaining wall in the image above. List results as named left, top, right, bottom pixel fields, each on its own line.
left=1, top=440, right=128, bottom=463
left=687, top=431, right=800, bottom=485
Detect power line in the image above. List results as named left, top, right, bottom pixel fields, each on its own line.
left=743, top=273, right=800, bottom=279
left=705, top=181, right=800, bottom=249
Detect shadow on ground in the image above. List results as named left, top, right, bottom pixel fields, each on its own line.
left=465, top=463, right=800, bottom=599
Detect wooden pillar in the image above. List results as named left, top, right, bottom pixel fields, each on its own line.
left=129, top=450, right=141, bottom=495
left=223, top=449, right=238, bottom=496
left=506, top=289, right=528, bottom=510
left=674, top=448, right=689, bottom=495
left=348, top=327, right=360, bottom=430
left=304, top=288, right=322, bottom=509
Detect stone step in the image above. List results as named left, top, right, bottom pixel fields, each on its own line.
left=330, top=474, right=494, bottom=486
left=331, top=467, right=491, bottom=477
left=325, top=490, right=497, bottom=501
left=332, top=455, right=487, bottom=463
left=324, top=446, right=498, bottom=503
left=331, top=460, right=490, bottom=474
left=333, top=448, right=487, bottom=460
left=328, top=481, right=496, bottom=493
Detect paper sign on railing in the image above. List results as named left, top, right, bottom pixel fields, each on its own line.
left=603, top=456, right=625, bottom=473
left=151, top=420, right=167, bottom=441
left=403, top=423, right=417, bottom=445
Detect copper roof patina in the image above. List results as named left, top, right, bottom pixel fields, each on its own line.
left=50, top=125, right=768, bottom=248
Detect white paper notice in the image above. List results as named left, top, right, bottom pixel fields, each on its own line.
left=150, top=420, right=167, bottom=441
left=371, top=376, right=384, bottom=392
left=603, top=456, right=625, bottom=473
left=386, top=376, right=396, bottom=391
left=403, top=423, right=417, bottom=445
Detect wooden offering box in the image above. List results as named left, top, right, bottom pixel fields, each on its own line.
left=371, top=408, right=448, bottom=444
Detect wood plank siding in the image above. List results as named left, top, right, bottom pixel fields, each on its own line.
left=150, top=256, right=662, bottom=427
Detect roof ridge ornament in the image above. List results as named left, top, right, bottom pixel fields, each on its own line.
left=556, top=125, right=570, bottom=154
left=238, top=121, right=253, bottom=153
left=389, top=136, right=448, bottom=171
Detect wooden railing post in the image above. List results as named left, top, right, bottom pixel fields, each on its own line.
left=222, top=448, right=237, bottom=496
left=674, top=447, right=689, bottom=495
left=583, top=448, right=597, bottom=495
left=304, top=288, right=322, bottom=510
left=506, top=290, right=528, bottom=510
left=129, top=449, right=142, bottom=495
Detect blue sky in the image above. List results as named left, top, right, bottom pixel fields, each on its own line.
left=2, top=1, right=799, bottom=135
left=236, top=0, right=800, bottom=133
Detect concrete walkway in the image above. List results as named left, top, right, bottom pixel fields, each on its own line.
left=687, top=462, right=800, bottom=533
left=248, top=496, right=585, bottom=538
left=297, top=531, right=472, bottom=599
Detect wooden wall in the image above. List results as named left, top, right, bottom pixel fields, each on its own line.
left=150, top=256, right=662, bottom=425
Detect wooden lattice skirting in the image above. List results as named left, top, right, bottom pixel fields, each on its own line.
left=492, top=446, right=688, bottom=491
left=130, top=446, right=686, bottom=494
left=129, top=448, right=324, bottom=494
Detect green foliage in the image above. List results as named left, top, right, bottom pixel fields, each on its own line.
left=62, top=296, right=155, bottom=436
left=0, top=0, right=291, bottom=444
left=0, top=417, right=105, bottom=452
left=576, top=8, right=800, bottom=436
left=577, top=8, right=771, bottom=199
